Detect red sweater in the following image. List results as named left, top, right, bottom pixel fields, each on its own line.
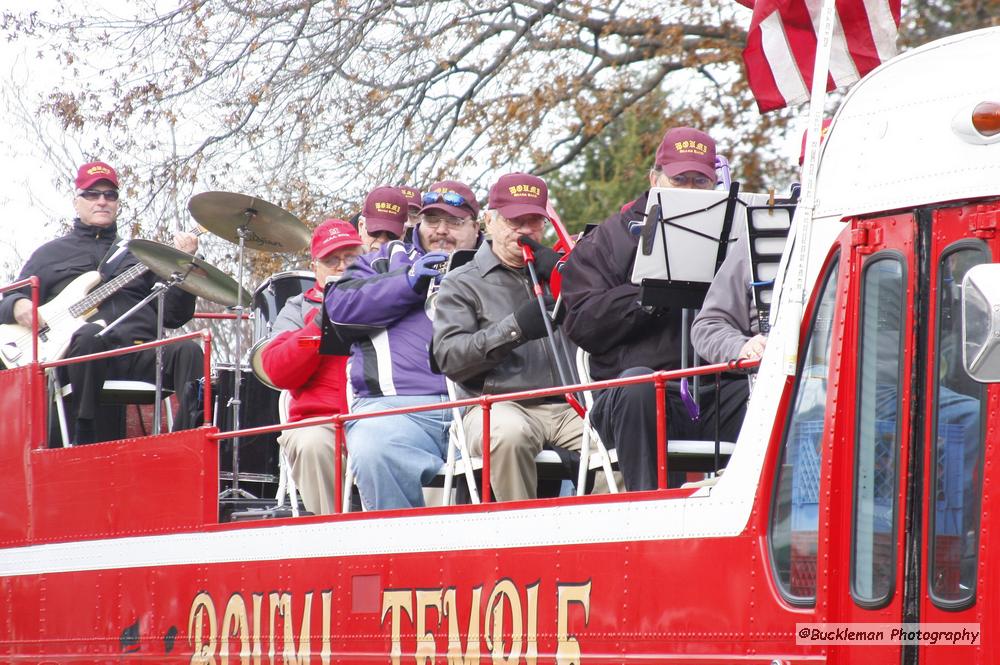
left=260, top=288, right=349, bottom=423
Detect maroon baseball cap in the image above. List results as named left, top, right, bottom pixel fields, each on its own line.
left=398, top=186, right=422, bottom=213
left=488, top=173, right=549, bottom=220
left=312, top=218, right=362, bottom=260
left=75, top=161, right=119, bottom=190
left=419, top=180, right=480, bottom=219
left=654, top=128, right=717, bottom=180
left=362, top=186, right=408, bottom=237
left=798, top=118, right=833, bottom=166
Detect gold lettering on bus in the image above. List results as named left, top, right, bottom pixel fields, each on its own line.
left=555, top=581, right=592, bottom=665
left=485, top=579, right=522, bottom=664
left=188, top=591, right=218, bottom=665
left=220, top=594, right=250, bottom=664
left=382, top=589, right=414, bottom=665
left=442, top=585, right=482, bottom=665
left=415, top=589, right=443, bottom=663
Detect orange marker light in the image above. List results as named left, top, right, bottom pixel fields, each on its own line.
left=972, top=102, right=1000, bottom=136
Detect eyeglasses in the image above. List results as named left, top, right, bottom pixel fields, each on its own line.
left=78, top=189, right=120, bottom=201
left=501, top=215, right=546, bottom=230
left=421, top=216, right=470, bottom=230
left=667, top=174, right=716, bottom=189
left=317, top=252, right=362, bottom=269
left=422, top=191, right=467, bottom=207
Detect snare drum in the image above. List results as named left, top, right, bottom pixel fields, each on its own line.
left=251, top=271, right=314, bottom=342
left=248, top=337, right=278, bottom=391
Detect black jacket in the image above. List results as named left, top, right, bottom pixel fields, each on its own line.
left=560, top=191, right=684, bottom=380
left=0, top=219, right=196, bottom=346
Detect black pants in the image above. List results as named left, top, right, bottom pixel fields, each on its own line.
left=590, top=366, right=749, bottom=491
left=63, top=323, right=204, bottom=442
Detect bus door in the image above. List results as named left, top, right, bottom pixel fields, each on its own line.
left=917, top=203, right=991, bottom=665
left=824, top=212, right=917, bottom=664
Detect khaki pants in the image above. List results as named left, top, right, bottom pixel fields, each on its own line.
left=277, top=423, right=336, bottom=515
left=463, top=401, right=582, bottom=502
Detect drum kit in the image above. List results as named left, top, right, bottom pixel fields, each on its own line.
left=124, top=191, right=313, bottom=499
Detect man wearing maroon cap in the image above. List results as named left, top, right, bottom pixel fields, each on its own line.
left=432, top=173, right=582, bottom=502
left=260, top=219, right=363, bottom=514
left=561, top=127, right=748, bottom=492
left=357, top=186, right=408, bottom=251
left=325, top=179, right=482, bottom=511
left=0, top=161, right=203, bottom=444
left=398, top=185, right=423, bottom=241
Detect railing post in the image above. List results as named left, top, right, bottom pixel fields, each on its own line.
left=481, top=399, right=492, bottom=504
left=333, top=418, right=344, bottom=514
left=202, top=331, right=213, bottom=428
left=655, top=374, right=668, bottom=490
left=28, top=277, right=46, bottom=449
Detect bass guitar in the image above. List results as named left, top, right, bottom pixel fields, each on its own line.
left=0, top=263, right=148, bottom=369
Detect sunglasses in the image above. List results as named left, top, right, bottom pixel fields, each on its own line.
left=422, top=191, right=467, bottom=207
left=78, top=189, right=120, bottom=201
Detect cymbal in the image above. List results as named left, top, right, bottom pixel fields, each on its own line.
left=128, top=239, right=251, bottom=307
left=188, top=191, right=310, bottom=253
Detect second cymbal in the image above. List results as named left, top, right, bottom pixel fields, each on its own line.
left=188, top=191, right=310, bottom=253
left=128, top=239, right=251, bottom=308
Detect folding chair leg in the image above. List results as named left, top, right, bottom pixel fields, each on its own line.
left=51, top=372, right=72, bottom=448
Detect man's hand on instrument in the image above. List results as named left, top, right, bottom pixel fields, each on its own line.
left=518, top=236, right=562, bottom=282
left=407, top=251, right=448, bottom=294
left=173, top=231, right=199, bottom=255
left=513, top=295, right=555, bottom=341
left=738, top=334, right=767, bottom=360
left=13, top=298, right=44, bottom=329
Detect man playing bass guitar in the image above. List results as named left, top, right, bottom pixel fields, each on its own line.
left=0, top=161, right=203, bottom=444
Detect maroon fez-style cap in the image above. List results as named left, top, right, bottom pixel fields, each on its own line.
left=362, top=186, right=408, bottom=237
left=419, top=180, right=480, bottom=219
left=488, top=173, right=549, bottom=220
left=654, top=128, right=717, bottom=180
left=75, top=161, right=119, bottom=190
left=311, top=218, right=362, bottom=260
left=398, top=186, right=422, bottom=212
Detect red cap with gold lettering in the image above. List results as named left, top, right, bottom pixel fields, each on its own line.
left=654, top=128, right=717, bottom=180
left=362, top=186, right=407, bottom=237
left=75, top=161, right=119, bottom=190
left=398, top=186, right=422, bottom=213
left=488, top=173, right=549, bottom=220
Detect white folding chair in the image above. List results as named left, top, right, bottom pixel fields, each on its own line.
left=439, top=377, right=482, bottom=505
left=51, top=372, right=174, bottom=447
left=273, top=389, right=302, bottom=517
left=574, top=348, right=619, bottom=495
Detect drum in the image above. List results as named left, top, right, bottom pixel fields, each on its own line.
left=248, top=337, right=278, bottom=391
left=251, top=271, right=314, bottom=341
left=213, top=364, right=281, bottom=488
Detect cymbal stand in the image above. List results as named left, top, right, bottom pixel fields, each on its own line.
left=219, top=216, right=255, bottom=500
left=98, top=273, right=184, bottom=435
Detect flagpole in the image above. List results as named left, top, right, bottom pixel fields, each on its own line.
left=780, top=0, right=839, bottom=375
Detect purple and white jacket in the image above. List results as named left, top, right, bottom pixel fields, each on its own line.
left=325, top=232, right=477, bottom=398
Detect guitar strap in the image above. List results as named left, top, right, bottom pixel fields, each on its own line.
left=98, top=237, right=131, bottom=281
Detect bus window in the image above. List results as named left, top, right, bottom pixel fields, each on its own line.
left=769, top=257, right=839, bottom=604
left=930, top=243, right=987, bottom=608
left=851, top=255, right=905, bottom=607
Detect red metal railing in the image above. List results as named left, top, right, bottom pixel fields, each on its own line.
left=1, top=277, right=44, bottom=443
left=211, top=359, right=758, bottom=511
left=41, top=331, right=215, bottom=430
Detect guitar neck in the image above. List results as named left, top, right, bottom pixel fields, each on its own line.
left=68, top=263, right=149, bottom=317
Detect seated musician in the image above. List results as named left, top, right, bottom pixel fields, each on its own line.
left=0, top=161, right=202, bottom=444
left=692, top=121, right=832, bottom=365
left=325, top=182, right=483, bottom=511
left=560, top=128, right=749, bottom=490
left=356, top=186, right=406, bottom=252
left=431, top=173, right=583, bottom=502
left=259, top=219, right=363, bottom=515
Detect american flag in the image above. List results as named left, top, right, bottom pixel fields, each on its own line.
left=742, top=0, right=902, bottom=113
